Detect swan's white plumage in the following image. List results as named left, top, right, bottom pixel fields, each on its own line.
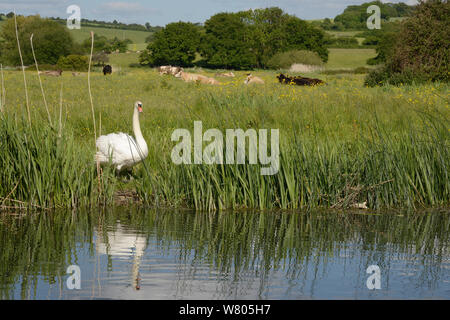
left=95, top=101, right=148, bottom=171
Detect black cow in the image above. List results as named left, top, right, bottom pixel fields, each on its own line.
left=103, top=65, right=112, bottom=75
left=277, top=73, right=325, bottom=86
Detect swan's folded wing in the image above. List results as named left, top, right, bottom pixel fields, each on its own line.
left=96, top=133, right=137, bottom=160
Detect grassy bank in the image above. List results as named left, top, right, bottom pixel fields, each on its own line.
left=0, top=68, right=448, bottom=211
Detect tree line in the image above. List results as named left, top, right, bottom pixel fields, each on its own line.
left=312, top=1, right=415, bottom=31
left=139, top=7, right=329, bottom=70
left=0, top=15, right=134, bottom=68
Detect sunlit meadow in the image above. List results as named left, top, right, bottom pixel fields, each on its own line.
left=0, top=62, right=448, bottom=210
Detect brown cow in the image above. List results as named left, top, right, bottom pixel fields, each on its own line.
left=175, top=71, right=219, bottom=85
left=215, top=72, right=235, bottom=78
left=158, top=66, right=171, bottom=75
left=244, top=74, right=264, bottom=85
left=159, top=65, right=183, bottom=76
left=277, top=73, right=325, bottom=86
left=39, top=70, right=62, bottom=77
left=206, top=77, right=220, bottom=85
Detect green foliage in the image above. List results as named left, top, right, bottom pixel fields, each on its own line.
left=199, top=7, right=328, bottom=69
left=362, top=35, right=379, bottom=46
left=334, top=1, right=415, bottom=30
left=364, top=67, right=427, bottom=86
left=280, top=14, right=329, bottom=62
left=356, top=22, right=402, bottom=65
left=366, top=30, right=398, bottom=65
left=92, top=52, right=109, bottom=66
left=365, top=0, right=449, bottom=86
left=56, top=54, right=89, bottom=71
left=48, top=16, right=154, bottom=32
left=266, top=50, right=324, bottom=69
left=140, top=22, right=201, bottom=67
left=81, top=35, right=131, bottom=54
left=199, top=13, right=256, bottom=69
left=0, top=15, right=74, bottom=65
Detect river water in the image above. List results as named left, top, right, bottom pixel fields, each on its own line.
left=0, top=208, right=449, bottom=299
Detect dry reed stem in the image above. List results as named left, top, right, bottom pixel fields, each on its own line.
left=0, top=182, right=19, bottom=207
left=88, top=31, right=97, bottom=142
left=14, top=12, right=31, bottom=126
left=30, top=33, right=52, bottom=127
left=87, top=31, right=102, bottom=195
left=0, top=64, right=4, bottom=112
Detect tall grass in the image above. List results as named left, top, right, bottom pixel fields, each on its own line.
left=0, top=114, right=117, bottom=208
left=0, top=65, right=448, bottom=211
left=134, top=79, right=449, bottom=211
left=137, top=113, right=449, bottom=211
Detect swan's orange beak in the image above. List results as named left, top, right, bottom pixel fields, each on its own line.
left=138, top=105, right=143, bottom=113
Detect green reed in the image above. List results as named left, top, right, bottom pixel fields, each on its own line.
left=135, top=87, right=449, bottom=211
left=0, top=114, right=117, bottom=209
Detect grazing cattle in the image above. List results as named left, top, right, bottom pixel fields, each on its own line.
left=175, top=71, right=219, bottom=85
left=103, top=65, right=112, bottom=75
left=244, top=74, right=264, bottom=85
left=169, top=66, right=183, bottom=75
left=216, top=72, right=235, bottom=78
left=159, top=65, right=183, bottom=76
left=158, top=65, right=171, bottom=75
left=72, top=72, right=81, bottom=76
left=39, top=70, right=62, bottom=77
left=206, top=77, right=220, bottom=85
left=277, top=73, right=325, bottom=86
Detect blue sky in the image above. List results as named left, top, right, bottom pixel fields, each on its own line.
left=0, top=0, right=418, bottom=26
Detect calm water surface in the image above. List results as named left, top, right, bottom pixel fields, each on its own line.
left=0, top=208, right=449, bottom=299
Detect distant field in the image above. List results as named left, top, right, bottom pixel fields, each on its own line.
left=0, top=20, right=151, bottom=43
left=326, top=31, right=361, bottom=37
left=108, top=52, right=141, bottom=68
left=326, top=48, right=376, bottom=69
left=326, top=30, right=366, bottom=45
left=69, top=26, right=150, bottom=51
left=68, top=26, right=151, bottom=43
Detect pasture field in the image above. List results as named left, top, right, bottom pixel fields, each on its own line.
left=0, top=66, right=449, bottom=211
left=326, top=48, right=376, bottom=69
left=326, top=31, right=361, bottom=38
left=68, top=26, right=151, bottom=44
left=68, top=26, right=150, bottom=52
left=108, top=52, right=141, bottom=68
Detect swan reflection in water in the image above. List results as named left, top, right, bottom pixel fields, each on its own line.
left=95, top=223, right=147, bottom=290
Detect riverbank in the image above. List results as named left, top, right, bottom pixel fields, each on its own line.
left=0, top=69, right=448, bottom=211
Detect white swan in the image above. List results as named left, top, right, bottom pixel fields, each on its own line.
left=95, top=223, right=147, bottom=290
left=95, top=101, right=148, bottom=172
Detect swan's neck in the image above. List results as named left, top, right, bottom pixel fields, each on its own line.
left=132, top=107, right=148, bottom=156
